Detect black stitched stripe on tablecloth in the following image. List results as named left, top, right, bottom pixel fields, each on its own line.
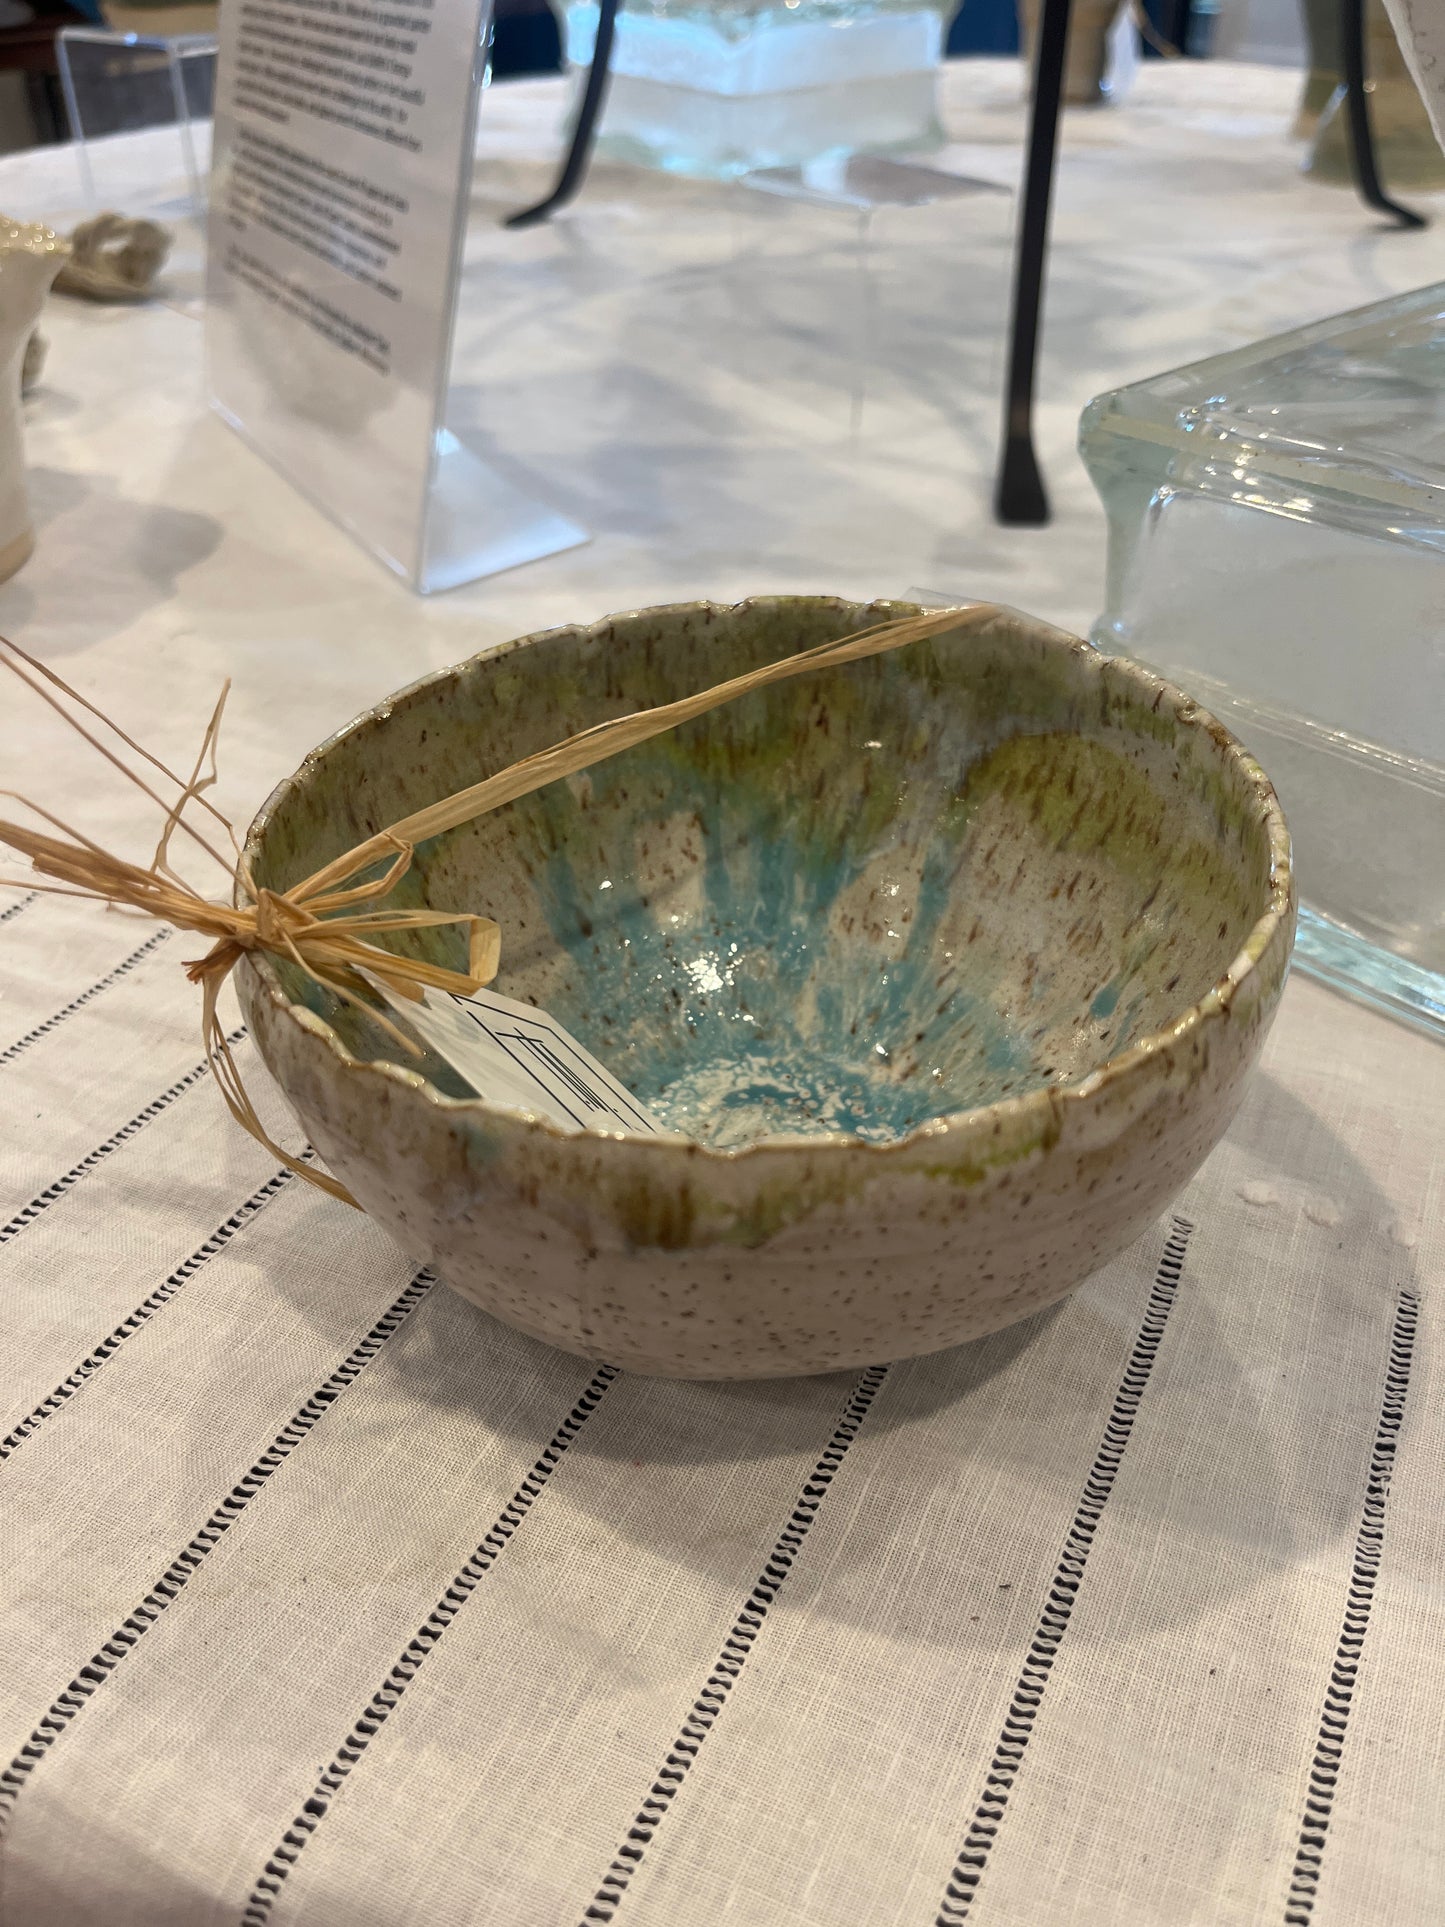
left=0, top=928, right=172, bottom=1070
left=0, top=892, right=38, bottom=926
left=0, top=1030, right=246, bottom=1249
left=0, top=1267, right=436, bottom=1842
left=1284, top=1287, right=1420, bottom=1925
left=934, top=1215, right=1195, bottom=1925
left=0, top=1159, right=296, bottom=1463
left=240, top=1362, right=621, bottom=1925
left=578, top=1361, right=891, bottom=1926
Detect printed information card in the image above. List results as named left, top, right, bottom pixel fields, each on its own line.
left=207, top=0, right=585, bottom=591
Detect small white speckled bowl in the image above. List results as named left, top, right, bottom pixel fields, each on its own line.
left=238, top=598, right=1295, bottom=1378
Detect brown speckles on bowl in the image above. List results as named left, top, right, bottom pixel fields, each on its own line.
left=237, top=597, right=1294, bottom=1377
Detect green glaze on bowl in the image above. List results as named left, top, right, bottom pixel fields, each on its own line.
left=238, top=597, right=1295, bottom=1378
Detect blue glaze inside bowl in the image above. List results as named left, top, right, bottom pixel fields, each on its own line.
left=522, top=750, right=1041, bottom=1147
left=248, top=600, right=1274, bottom=1151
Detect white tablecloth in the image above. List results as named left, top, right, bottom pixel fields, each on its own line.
left=0, top=58, right=1442, bottom=1927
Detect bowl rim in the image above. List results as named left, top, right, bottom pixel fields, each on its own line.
left=240, top=595, right=1295, bottom=1167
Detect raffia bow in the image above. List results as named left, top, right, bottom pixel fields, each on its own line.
left=0, top=603, right=990, bottom=1208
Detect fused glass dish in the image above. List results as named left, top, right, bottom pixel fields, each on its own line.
left=1080, top=283, right=1445, bottom=1039
left=561, top=0, right=949, bottom=180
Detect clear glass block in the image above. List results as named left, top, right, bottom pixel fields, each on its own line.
left=561, top=0, right=951, bottom=180
left=57, top=27, right=217, bottom=212
left=1079, top=284, right=1445, bottom=1040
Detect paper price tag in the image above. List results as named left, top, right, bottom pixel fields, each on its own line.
left=369, top=980, right=671, bottom=1139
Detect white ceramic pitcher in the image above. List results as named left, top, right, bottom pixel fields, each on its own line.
left=0, top=220, right=65, bottom=585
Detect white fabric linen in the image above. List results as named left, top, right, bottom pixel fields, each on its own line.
left=0, top=59, right=1442, bottom=1927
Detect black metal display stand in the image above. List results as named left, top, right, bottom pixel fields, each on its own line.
left=994, top=0, right=1427, bottom=525
left=505, top=0, right=620, bottom=228
left=1339, top=0, right=1426, bottom=228
left=511, top=0, right=1429, bottom=521
left=994, top=0, right=1072, bottom=525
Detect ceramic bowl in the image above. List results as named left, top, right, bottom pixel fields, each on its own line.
left=238, top=598, right=1294, bottom=1378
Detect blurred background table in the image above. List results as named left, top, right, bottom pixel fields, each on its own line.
left=5, top=59, right=1445, bottom=673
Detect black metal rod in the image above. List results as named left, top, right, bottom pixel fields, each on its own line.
left=995, top=0, right=1073, bottom=525
left=505, top=0, right=620, bottom=228
left=1340, top=0, right=1426, bottom=228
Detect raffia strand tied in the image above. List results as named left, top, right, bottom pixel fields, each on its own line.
left=0, top=602, right=991, bottom=1208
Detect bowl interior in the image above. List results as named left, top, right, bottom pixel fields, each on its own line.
left=247, top=600, right=1277, bottom=1149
